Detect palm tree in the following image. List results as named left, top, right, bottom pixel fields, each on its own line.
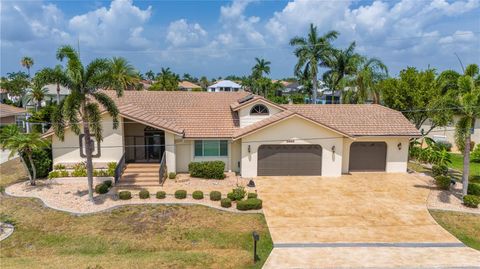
left=21, top=56, right=34, bottom=77
left=109, top=57, right=141, bottom=91
left=252, top=58, right=271, bottom=79
left=290, top=24, right=338, bottom=104
left=454, top=64, right=480, bottom=196
left=199, top=76, right=209, bottom=90
left=0, top=125, right=49, bottom=186
left=145, top=70, right=155, bottom=81
left=50, top=45, right=133, bottom=202
left=352, top=57, right=388, bottom=104
left=151, top=67, right=179, bottom=91
left=322, top=42, right=361, bottom=104
left=35, top=65, right=66, bottom=104
left=24, top=85, right=48, bottom=111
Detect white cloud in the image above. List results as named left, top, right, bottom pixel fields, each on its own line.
left=166, top=19, right=207, bottom=47
left=69, top=0, right=152, bottom=49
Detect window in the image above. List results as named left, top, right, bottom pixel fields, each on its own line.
left=194, top=140, right=228, bottom=157
left=250, top=104, right=269, bottom=115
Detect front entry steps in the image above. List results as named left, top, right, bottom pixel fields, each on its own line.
left=116, top=163, right=161, bottom=188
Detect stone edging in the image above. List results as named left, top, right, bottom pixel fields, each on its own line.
left=428, top=207, right=480, bottom=215
left=0, top=222, right=14, bottom=241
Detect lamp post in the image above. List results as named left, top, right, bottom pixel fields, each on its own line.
left=252, top=231, right=260, bottom=263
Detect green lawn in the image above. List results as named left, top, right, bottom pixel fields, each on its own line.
left=449, top=153, right=480, bottom=182
left=430, top=210, right=480, bottom=250
left=0, top=159, right=273, bottom=269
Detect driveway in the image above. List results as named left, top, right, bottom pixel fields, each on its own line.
left=256, top=173, right=480, bottom=268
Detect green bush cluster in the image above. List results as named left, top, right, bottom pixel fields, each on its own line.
left=435, top=141, right=452, bottom=152
left=53, top=164, right=66, bottom=170
left=434, top=175, right=451, bottom=190
left=209, top=191, right=222, bottom=201
left=431, top=165, right=448, bottom=177
left=220, top=198, right=232, bottom=208
left=227, top=186, right=246, bottom=201
left=93, top=169, right=109, bottom=177
left=48, top=170, right=69, bottom=179
left=95, top=183, right=109, bottom=194
left=107, top=162, right=117, bottom=177
left=463, top=195, right=480, bottom=208
left=471, top=145, right=480, bottom=163
left=467, top=183, right=480, bottom=196
left=71, top=162, right=87, bottom=177
left=118, top=191, right=132, bottom=200
left=139, top=190, right=150, bottom=199
left=188, top=161, right=225, bottom=179
left=22, top=148, right=52, bottom=178
left=192, top=190, right=204, bottom=200
left=236, top=198, right=263, bottom=211
left=168, top=172, right=176, bottom=179
left=103, top=180, right=113, bottom=188
left=156, top=191, right=166, bottom=199
left=175, top=190, right=187, bottom=199
left=247, top=193, right=258, bottom=199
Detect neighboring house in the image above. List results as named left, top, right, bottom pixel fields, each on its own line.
left=41, top=84, right=71, bottom=104
left=207, top=80, right=242, bottom=92
left=281, top=82, right=302, bottom=95
left=43, top=91, right=419, bottom=178
left=178, top=81, right=202, bottom=91
left=421, top=116, right=480, bottom=151
left=0, top=103, right=28, bottom=130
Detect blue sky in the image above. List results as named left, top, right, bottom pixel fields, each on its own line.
left=1, top=0, right=479, bottom=79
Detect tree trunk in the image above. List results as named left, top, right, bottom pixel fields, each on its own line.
left=27, top=153, right=36, bottom=186
left=19, top=155, right=33, bottom=183
left=82, top=107, right=95, bottom=202
left=56, top=83, right=60, bottom=104
left=312, top=72, right=317, bottom=104
left=462, top=133, right=471, bottom=196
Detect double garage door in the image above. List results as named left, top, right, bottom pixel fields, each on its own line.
left=258, top=145, right=322, bottom=176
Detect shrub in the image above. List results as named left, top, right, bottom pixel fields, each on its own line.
left=103, top=180, right=113, bottom=188
left=210, top=191, right=222, bottom=201
left=59, top=170, right=69, bottom=177
left=228, top=186, right=246, bottom=201
left=156, top=191, right=166, bottom=199
left=93, top=169, right=109, bottom=177
left=139, top=190, right=150, bottom=199
left=71, top=162, right=87, bottom=177
left=168, top=172, right=176, bottom=179
left=53, top=164, right=66, bottom=170
left=48, top=170, right=69, bottom=179
left=435, top=141, right=452, bottom=152
left=247, top=193, right=258, bottom=199
left=175, top=190, right=187, bottom=199
left=118, top=191, right=132, bottom=200
left=188, top=161, right=225, bottom=179
left=471, top=145, right=480, bottom=163
left=107, top=162, right=117, bottom=177
left=434, top=175, right=451, bottom=190
left=467, top=183, right=480, bottom=196
left=22, top=148, right=52, bottom=178
left=463, top=195, right=480, bottom=208
left=220, top=198, right=232, bottom=208
left=95, top=183, right=109, bottom=194
left=431, top=165, right=448, bottom=177
left=236, top=198, right=263, bottom=211
left=192, top=190, right=204, bottom=200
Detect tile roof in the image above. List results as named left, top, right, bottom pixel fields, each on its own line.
left=178, top=81, right=201, bottom=89
left=0, top=103, right=27, bottom=118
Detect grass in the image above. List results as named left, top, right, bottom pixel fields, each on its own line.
left=0, top=159, right=273, bottom=269
left=430, top=210, right=480, bottom=250
left=449, top=153, right=480, bottom=183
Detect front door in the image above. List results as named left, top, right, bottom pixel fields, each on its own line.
left=145, top=134, right=162, bottom=161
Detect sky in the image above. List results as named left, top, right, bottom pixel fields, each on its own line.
left=1, top=0, right=479, bottom=79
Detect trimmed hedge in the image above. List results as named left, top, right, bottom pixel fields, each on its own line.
left=209, top=191, right=222, bottom=201
left=192, top=190, right=204, bottom=200
left=188, top=161, right=225, bottom=179
left=139, top=190, right=150, bottom=199
left=118, top=191, right=132, bottom=200
left=227, top=187, right=246, bottom=201
left=467, top=183, right=480, bottom=196
left=175, top=190, right=187, bottom=199
left=48, top=170, right=69, bottom=179
left=103, top=180, right=113, bottom=188
left=220, top=198, right=232, bottom=208
left=463, top=195, right=480, bottom=208
left=247, top=193, right=258, bottom=199
left=156, top=191, right=166, bottom=199
left=236, top=198, right=263, bottom=211
left=432, top=165, right=448, bottom=177
left=434, top=175, right=451, bottom=190
left=168, top=172, right=176, bottom=179
left=95, top=183, right=109, bottom=194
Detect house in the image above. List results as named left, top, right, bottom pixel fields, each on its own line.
left=40, top=84, right=71, bottom=104
left=0, top=103, right=28, bottom=130
left=178, top=81, right=202, bottom=91
left=207, top=80, right=242, bottom=92
left=43, top=91, right=419, bottom=178
left=421, top=116, right=480, bottom=151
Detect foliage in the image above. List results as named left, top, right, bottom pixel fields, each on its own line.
left=435, top=141, right=452, bottom=152
left=53, top=164, right=66, bottom=170
left=227, top=186, right=246, bottom=201
left=109, top=57, right=142, bottom=91
left=139, top=190, right=150, bottom=199
left=432, top=165, right=449, bottom=177
left=21, top=147, right=52, bottom=179
left=174, top=190, right=187, bottom=199
left=95, top=183, right=109, bottom=194
left=471, top=145, right=480, bottom=163
left=236, top=198, right=263, bottom=211
left=48, top=170, right=69, bottom=179
left=28, top=104, right=56, bottom=133
left=103, top=180, right=113, bottom=188
left=23, top=84, right=48, bottom=111
left=188, top=161, right=225, bottom=179
left=463, top=195, right=480, bottom=208
left=34, top=65, right=68, bottom=103
left=251, top=57, right=271, bottom=79
left=247, top=193, right=258, bottom=199
left=156, top=191, right=166, bottom=199
left=209, top=191, right=222, bottom=201
left=93, top=169, right=109, bottom=177
left=71, top=162, right=87, bottom=177
left=149, top=67, right=179, bottom=91
left=118, top=191, right=132, bottom=200
left=168, top=172, right=176, bottom=179
left=347, top=56, right=388, bottom=104
left=107, top=162, right=117, bottom=177
left=192, top=190, right=204, bottom=200
left=21, top=56, right=34, bottom=76
left=220, top=198, right=232, bottom=208
left=434, top=175, right=451, bottom=190
left=290, top=93, right=306, bottom=104
left=410, top=138, right=452, bottom=167
left=467, top=183, right=480, bottom=196
left=0, top=72, right=30, bottom=98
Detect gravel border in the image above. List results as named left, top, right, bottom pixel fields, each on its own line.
left=0, top=222, right=14, bottom=241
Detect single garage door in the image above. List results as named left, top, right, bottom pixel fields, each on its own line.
left=258, top=144, right=322, bottom=176
left=349, top=142, right=387, bottom=172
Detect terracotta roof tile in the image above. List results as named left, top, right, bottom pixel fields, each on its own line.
left=0, top=103, right=27, bottom=118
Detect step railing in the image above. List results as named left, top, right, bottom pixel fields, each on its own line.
left=159, top=151, right=167, bottom=186
left=114, top=153, right=126, bottom=184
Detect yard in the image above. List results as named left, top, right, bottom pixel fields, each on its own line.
left=0, top=159, right=273, bottom=269
left=430, top=210, right=480, bottom=250
left=449, top=153, right=480, bottom=182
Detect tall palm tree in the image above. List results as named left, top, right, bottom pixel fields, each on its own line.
left=109, top=57, right=141, bottom=91
left=51, top=45, right=132, bottom=202
left=21, top=56, right=34, bottom=77
left=290, top=24, right=338, bottom=104
left=0, top=125, right=49, bottom=186
left=352, top=57, right=388, bottom=104
left=199, top=76, right=209, bottom=90
left=252, top=57, right=271, bottom=79
left=322, top=42, right=361, bottom=104
left=24, top=85, right=48, bottom=111
left=454, top=64, right=480, bottom=196
left=145, top=70, right=155, bottom=81
left=35, top=65, right=66, bottom=104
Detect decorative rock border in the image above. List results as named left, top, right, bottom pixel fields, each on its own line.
left=0, top=222, right=14, bottom=241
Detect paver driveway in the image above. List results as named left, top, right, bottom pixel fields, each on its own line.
left=256, top=173, right=480, bottom=268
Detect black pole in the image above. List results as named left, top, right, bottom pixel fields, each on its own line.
left=252, top=231, right=259, bottom=263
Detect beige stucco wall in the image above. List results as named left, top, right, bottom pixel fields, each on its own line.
left=52, top=114, right=124, bottom=167
left=240, top=116, right=344, bottom=177
left=341, top=137, right=410, bottom=173
left=238, top=101, right=283, bottom=128
left=165, top=132, right=176, bottom=173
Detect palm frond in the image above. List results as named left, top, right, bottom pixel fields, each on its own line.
left=92, top=92, right=120, bottom=129
left=56, top=45, right=84, bottom=85
left=52, top=100, right=66, bottom=141
left=85, top=103, right=103, bottom=142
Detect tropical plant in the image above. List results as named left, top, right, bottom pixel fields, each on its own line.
left=290, top=24, right=338, bottom=104
left=199, top=76, right=209, bottom=90
left=0, top=125, right=49, bottom=185
left=150, top=67, right=179, bottom=91
left=21, top=56, right=34, bottom=77
left=23, top=84, right=48, bottom=111
left=109, top=57, right=141, bottom=91
left=349, top=56, right=388, bottom=104
left=251, top=57, right=271, bottom=79
left=145, top=70, right=155, bottom=81
left=0, top=72, right=30, bottom=99
left=35, top=65, right=67, bottom=104
left=50, top=45, right=135, bottom=201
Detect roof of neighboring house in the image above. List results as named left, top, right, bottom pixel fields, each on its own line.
left=0, top=103, right=27, bottom=118
left=178, top=81, right=201, bottom=89
left=208, top=80, right=241, bottom=89
left=43, top=91, right=420, bottom=139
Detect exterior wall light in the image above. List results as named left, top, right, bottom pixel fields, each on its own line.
left=397, top=142, right=402, bottom=150
left=248, top=145, right=251, bottom=153
left=331, top=145, right=335, bottom=153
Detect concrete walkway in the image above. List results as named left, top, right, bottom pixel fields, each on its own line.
left=256, top=173, right=480, bottom=268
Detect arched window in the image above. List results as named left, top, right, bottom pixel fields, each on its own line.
left=250, top=104, right=269, bottom=115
